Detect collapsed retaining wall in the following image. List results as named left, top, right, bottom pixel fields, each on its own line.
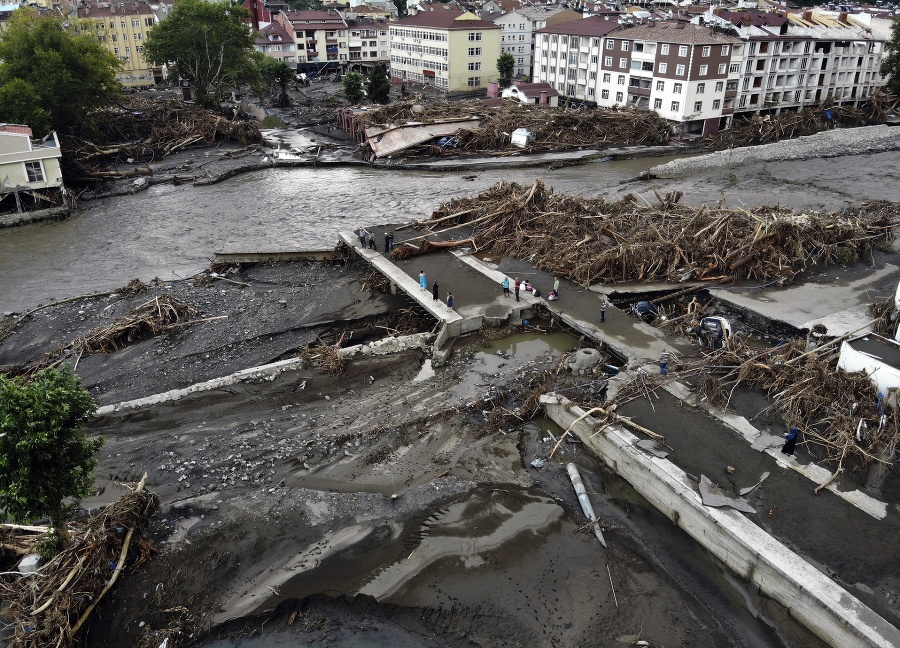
left=540, top=393, right=900, bottom=648
left=650, top=125, right=900, bottom=178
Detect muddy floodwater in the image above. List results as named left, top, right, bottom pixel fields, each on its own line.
left=0, top=155, right=681, bottom=313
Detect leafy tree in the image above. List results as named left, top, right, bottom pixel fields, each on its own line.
left=880, top=18, right=900, bottom=96
left=392, top=0, right=405, bottom=17
left=497, top=52, right=515, bottom=88
left=0, top=368, right=103, bottom=550
left=258, top=56, right=294, bottom=107
left=145, top=0, right=259, bottom=108
left=0, top=8, right=121, bottom=135
left=367, top=64, right=392, bottom=104
left=343, top=70, right=365, bottom=104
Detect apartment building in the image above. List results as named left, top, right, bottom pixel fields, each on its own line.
left=705, top=9, right=888, bottom=113
left=75, top=0, right=161, bottom=87
left=346, top=17, right=390, bottom=72
left=389, top=10, right=500, bottom=92
left=255, top=21, right=297, bottom=64
left=276, top=10, right=350, bottom=72
left=493, top=6, right=582, bottom=80
left=0, top=125, right=64, bottom=214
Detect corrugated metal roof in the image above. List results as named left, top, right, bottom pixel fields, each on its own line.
left=365, top=118, right=481, bottom=157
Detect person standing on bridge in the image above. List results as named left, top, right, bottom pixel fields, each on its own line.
left=384, top=231, right=391, bottom=253
left=659, top=350, right=670, bottom=375
left=501, top=277, right=510, bottom=297
left=432, top=281, right=439, bottom=301
left=419, top=270, right=427, bottom=291
left=446, top=292, right=454, bottom=309
left=368, top=232, right=377, bottom=250
left=358, top=227, right=369, bottom=248
left=553, top=276, right=560, bottom=297
left=782, top=426, right=799, bottom=456
left=600, top=296, right=608, bottom=323
left=514, top=278, right=521, bottom=302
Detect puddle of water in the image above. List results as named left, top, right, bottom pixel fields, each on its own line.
left=411, top=358, right=435, bottom=382
left=473, top=330, right=577, bottom=368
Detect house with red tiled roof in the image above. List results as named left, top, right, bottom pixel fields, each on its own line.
left=501, top=80, right=560, bottom=105
left=255, top=20, right=296, bottom=63
left=389, top=10, right=501, bottom=92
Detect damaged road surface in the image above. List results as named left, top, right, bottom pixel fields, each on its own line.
left=1, top=261, right=804, bottom=648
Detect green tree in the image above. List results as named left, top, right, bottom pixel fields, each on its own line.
left=144, top=0, right=259, bottom=108
left=367, top=63, right=392, bottom=104
left=497, top=52, right=515, bottom=88
left=0, top=8, right=121, bottom=135
left=258, top=56, right=294, bottom=107
left=880, top=18, right=900, bottom=96
left=343, top=70, right=365, bottom=104
left=0, top=368, right=103, bottom=550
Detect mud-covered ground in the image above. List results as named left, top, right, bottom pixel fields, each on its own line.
left=1, top=260, right=815, bottom=648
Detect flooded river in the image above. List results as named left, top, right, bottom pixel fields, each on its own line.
left=0, top=156, right=673, bottom=313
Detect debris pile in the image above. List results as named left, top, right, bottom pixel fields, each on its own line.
left=353, top=98, right=671, bottom=155
left=709, top=91, right=898, bottom=149
left=394, top=180, right=898, bottom=286
left=0, top=475, right=157, bottom=648
left=74, top=295, right=198, bottom=354
left=64, top=97, right=262, bottom=180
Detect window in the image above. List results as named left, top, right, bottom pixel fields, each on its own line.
left=468, top=47, right=482, bottom=56
left=144, top=17, right=153, bottom=26
left=718, top=64, right=726, bottom=74
left=676, top=64, right=685, bottom=76
left=467, top=76, right=481, bottom=86
left=591, top=55, right=598, bottom=64
left=671, top=101, right=680, bottom=111
left=721, top=45, right=730, bottom=56
left=713, top=99, right=721, bottom=109
left=619, top=58, right=627, bottom=68
left=468, top=32, right=482, bottom=41
left=654, top=98, right=662, bottom=109
left=673, top=82, right=682, bottom=94
left=570, top=52, right=578, bottom=64
left=698, top=64, right=707, bottom=75
left=120, top=21, right=125, bottom=28
left=642, top=61, right=653, bottom=71
left=661, top=44, right=669, bottom=55
left=618, top=75, right=625, bottom=85
left=606, top=39, right=614, bottom=49
left=694, top=101, right=702, bottom=111
left=702, top=46, right=711, bottom=57
left=678, top=45, right=688, bottom=57
left=468, top=62, right=481, bottom=71
left=131, top=19, right=139, bottom=27
left=603, top=72, right=610, bottom=83
left=122, top=33, right=128, bottom=40
left=135, top=33, right=142, bottom=40
left=631, top=60, right=641, bottom=70
left=622, top=41, right=629, bottom=51
left=125, top=46, right=130, bottom=53
left=589, top=71, right=596, bottom=80
left=113, top=46, right=119, bottom=54
left=588, top=88, right=595, bottom=97
left=656, top=80, right=664, bottom=91
left=697, top=82, right=705, bottom=93
left=659, top=62, right=667, bottom=73
left=602, top=89, right=609, bottom=99
left=604, top=56, right=613, bottom=66
left=715, top=81, right=723, bottom=92
left=615, top=91, right=623, bottom=102
left=729, top=63, right=739, bottom=74
left=24, top=161, right=44, bottom=183
left=635, top=42, right=644, bottom=52
left=136, top=45, right=144, bottom=52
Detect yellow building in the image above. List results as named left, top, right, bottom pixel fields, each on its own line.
left=76, top=1, right=161, bottom=87
left=389, top=9, right=500, bottom=93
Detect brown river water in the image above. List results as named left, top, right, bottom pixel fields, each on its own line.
left=0, top=157, right=673, bottom=313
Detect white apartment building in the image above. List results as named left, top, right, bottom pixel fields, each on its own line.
left=492, top=6, right=582, bottom=80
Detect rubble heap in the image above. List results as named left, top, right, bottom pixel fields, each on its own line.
left=393, top=180, right=898, bottom=286
left=353, top=98, right=671, bottom=154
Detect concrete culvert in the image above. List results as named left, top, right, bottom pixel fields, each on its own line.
left=564, top=348, right=603, bottom=375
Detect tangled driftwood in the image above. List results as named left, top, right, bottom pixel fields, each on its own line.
left=353, top=98, right=671, bottom=156
left=0, top=475, right=157, bottom=648
left=394, top=180, right=898, bottom=286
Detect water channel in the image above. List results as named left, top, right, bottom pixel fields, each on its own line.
left=0, top=155, right=678, bottom=313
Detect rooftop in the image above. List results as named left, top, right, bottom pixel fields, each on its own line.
left=613, top=21, right=742, bottom=44
left=537, top=15, right=618, bottom=37
left=76, top=1, right=154, bottom=17
left=395, top=9, right=500, bottom=29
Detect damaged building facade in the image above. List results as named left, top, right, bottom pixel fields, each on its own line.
left=0, top=124, right=66, bottom=217
left=533, top=10, right=889, bottom=136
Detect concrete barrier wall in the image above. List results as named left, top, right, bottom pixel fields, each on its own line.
left=540, top=394, right=900, bottom=648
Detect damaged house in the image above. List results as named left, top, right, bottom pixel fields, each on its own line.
left=0, top=124, right=67, bottom=219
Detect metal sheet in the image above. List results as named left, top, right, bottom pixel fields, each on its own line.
left=365, top=118, right=481, bottom=158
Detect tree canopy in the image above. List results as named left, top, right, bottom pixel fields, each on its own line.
left=0, top=8, right=122, bottom=135
left=367, top=64, right=392, bottom=104
left=343, top=70, right=365, bottom=104
left=0, top=367, right=102, bottom=549
left=144, top=0, right=259, bottom=107
left=497, top=52, right=515, bottom=88
left=880, top=18, right=900, bottom=96
left=257, top=55, right=294, bottom=107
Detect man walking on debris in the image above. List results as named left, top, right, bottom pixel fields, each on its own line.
left=600, top=296, right=608, bottom=323
left=432, top=281, right=439, bottom=301
left=659, top=350, right=670, bottom=375
left=419, top=270, right=427, bottom=291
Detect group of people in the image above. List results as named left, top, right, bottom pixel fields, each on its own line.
left=501, top=276, right=563, bottom=302
left=357, top=227, right=395, bottom=253
left=419, top=271, right=453, bottom=308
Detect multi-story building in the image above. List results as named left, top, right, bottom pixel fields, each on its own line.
left=389, top=10, right=500, bottom=92
left=493, top=6, right=582, bottom=80
left=254, top=20, right=297, bottom=64
left=75, top=0, right=161, bottom=87
left=705, top=9, right=888, bottom=114
left=276, top=10, right=350, bottom=73
left=0, top=125, right=65, bottom=214
left=346, top=17, right=390, bottom=73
